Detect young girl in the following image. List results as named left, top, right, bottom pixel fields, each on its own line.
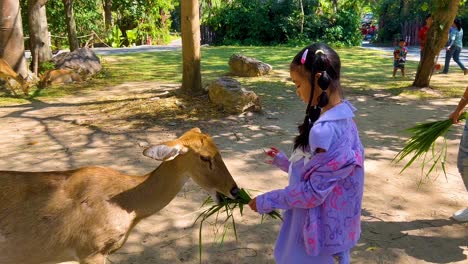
left=248, top=43, right=364, bottom=264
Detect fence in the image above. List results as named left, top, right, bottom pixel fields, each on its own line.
left=201, top=25, right=216, bottom=45
left=394, top=19, right=422, bottom=46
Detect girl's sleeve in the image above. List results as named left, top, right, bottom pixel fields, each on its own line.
left=271, top=151, right=290, bottom=172
left=255, top=165, right=355, bottom=214
left=309, top=121, right=334, bottom=152
left=256, top=122, right=347, bottom=214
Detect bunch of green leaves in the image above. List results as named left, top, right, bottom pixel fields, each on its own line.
left=106, top=25, right=124, bottom=48
left=393, top=112, right=467, bottom=180
left=194, top=188, right=282, bottom=263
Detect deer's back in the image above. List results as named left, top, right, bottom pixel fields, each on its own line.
left=0, top=167, right=141, bottom=263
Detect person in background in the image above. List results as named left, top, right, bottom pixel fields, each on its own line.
left=248, top=43, right=365, bottom=264
left=448, top=85, right=468, bottom=222
left=441, top=18, right=467, bottom=75
left=418, top=13, right=433, bottom=59
left=393, top=39, right=408, bottom=77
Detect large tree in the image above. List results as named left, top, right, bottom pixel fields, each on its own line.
left=103, top=0, right=112, bottom=30
left=28, top=0, right=52, bottom=75
left=181, top=0, right=202, bottom=95
left=413, top=0, right=460, bottom=87
left=0, top=0, right=28, bottom=77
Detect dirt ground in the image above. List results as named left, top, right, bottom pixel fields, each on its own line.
left=0, top=80, right=467, bottom=264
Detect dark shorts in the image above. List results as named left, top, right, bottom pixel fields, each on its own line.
left=394, top=60, right=405, bottom=69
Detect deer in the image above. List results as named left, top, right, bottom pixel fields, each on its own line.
left=39, top=68, right=84, bottom=88
left=0, top=58, right=30, bottom=96
left=0, top=128, right=240, bottom=264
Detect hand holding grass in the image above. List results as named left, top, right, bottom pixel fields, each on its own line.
left=195, top=188, right=282, bottom=263
left=393, top=111, right=467, bottom=179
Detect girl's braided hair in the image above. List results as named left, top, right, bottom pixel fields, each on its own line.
left=290, top=43, right=343, bottom=150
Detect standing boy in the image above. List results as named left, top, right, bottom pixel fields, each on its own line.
left=393, top=39, right=408, bottom=77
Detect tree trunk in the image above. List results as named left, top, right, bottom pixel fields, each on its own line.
left=400, top=0, right=409, bottom=17
left=63, top=0, right=79, bottom=51
left=299, top=0, right=304, bottom=34
left=413, top=0, right=460, bottom=87
left=103, top=0, right=112, bottom=30
left=181, top=0, right=202, bottom=95
left=332, top=0, right=338, bottom=14
left=0, top=0, right=28, bottom=77
left=28, top=0, right=52, bottom=76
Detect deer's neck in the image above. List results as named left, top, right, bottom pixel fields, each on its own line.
left=111, top=160, right=189, bottom=219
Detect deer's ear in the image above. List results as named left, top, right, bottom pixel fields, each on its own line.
left=143, top=144, right=188, bottom=161
left=190, top=127, right=202, bottom=133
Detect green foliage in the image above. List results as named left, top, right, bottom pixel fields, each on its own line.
left=38, top=61, right=56, bottom=75
left=126, top=28, right=138, bottom=46
left=372, top=0, right=467, bottom=43
left=112, top=0, right=175, bottom=45
left=45, top=0, right=103, bottom=48
left=203, top=0, right=362, bottom=47
left=324, top=8, right=363, bottom=46
left=106, top=26, right=124, bottom=48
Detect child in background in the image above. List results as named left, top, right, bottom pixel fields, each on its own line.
left=248, top=43, right=365, bottom=264
left=393, top=39, right=408, bottom=77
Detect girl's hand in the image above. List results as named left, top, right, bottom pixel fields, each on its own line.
left=264, top=147, right=280, bottom=164
left=248, top=197, right=258, bottom=212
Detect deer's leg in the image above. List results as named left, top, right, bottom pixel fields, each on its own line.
left=79, top=254, right=107, bottom=264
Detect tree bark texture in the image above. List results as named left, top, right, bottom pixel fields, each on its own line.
left=0, top=0, right=27, bottom=77
left=413, top=0, right=460, bottom=87
left=63, top=0, right=79, bottom=51
left=299, top=0, right=304, bottom=34
left=28, top=0, right=52, bottom=75
left=103, top=0, right=112, bottom=30
left=181, top=0, right=202, bottom=95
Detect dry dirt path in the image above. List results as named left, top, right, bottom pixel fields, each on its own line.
left=0, top=81, right=467, bottom=264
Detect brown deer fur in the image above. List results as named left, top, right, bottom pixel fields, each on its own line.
left=0, top=128, right=238, bottom=264
left=0, top=58, right=29, bottom=95
left=40, top=69, right=83, bottom=87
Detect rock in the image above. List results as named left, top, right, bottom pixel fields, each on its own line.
left=52, top=47, right=102, bottom=76
left=208, top=77, right=262, bottom=114
left=228, top=54, right=272, bottom=77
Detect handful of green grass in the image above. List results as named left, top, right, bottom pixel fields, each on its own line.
left=194, top=188, right=282, bottom=263
left=393, top=112, right=467, bottom=179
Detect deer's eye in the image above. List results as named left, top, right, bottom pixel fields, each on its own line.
left=200, top=155, right=211, bottom=162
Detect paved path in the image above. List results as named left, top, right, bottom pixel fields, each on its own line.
left=24, top=39, right=183, bottom=59
left=92, top=39, right=182, bottom=56
left=361, top=41, right=468, bottom=69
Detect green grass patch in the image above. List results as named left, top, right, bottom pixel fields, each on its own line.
left=1, top=45, right=466, bottom=106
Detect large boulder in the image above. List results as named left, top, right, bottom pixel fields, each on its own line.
left=208, top=77, right=262, bottom=114
left=228, top=54, right=272, bottom=77
left=52, top=48, right=102, bottom=76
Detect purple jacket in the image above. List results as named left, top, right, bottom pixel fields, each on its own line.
left=256, top=101, right=364, bottom=257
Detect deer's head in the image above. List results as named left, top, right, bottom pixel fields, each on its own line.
left=143, top=128, right=239, bottom=202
